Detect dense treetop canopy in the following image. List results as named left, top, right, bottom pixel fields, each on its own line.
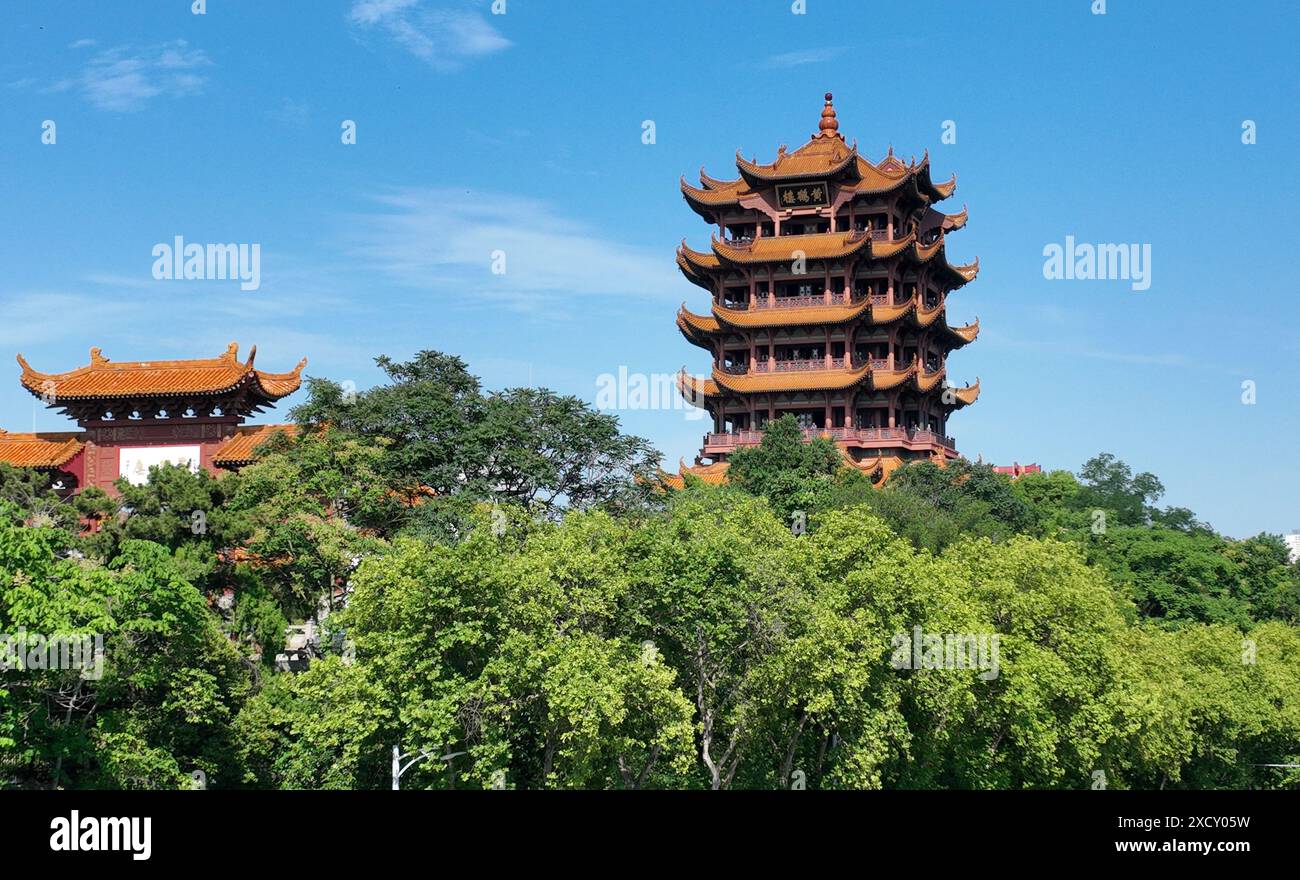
left=2, top=354, right=1297, bottom=790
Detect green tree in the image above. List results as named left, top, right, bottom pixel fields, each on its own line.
left=225, top=431, right=390, bottom=624
left=621, top=485, right=822, bottom=788
left=0, top=502, right=248, bottom=789
left=235, top=657, right=390, bottom=789
left=1076, top=452, right=1165, bottom=526
left=290, top=351, right=660, bottom=536
left=726, top=415, right=842, bottom=522
left=291, top=351, right=486, bottom=499
left=1095, top=527, right=1240, bottom=624
left=0, top=463, right=112, bottom=534
left=475, top=387, right=660, bottom=516
left=331, top=506, right=695, bottom=790
left=84, top=463, right=249, bottom=587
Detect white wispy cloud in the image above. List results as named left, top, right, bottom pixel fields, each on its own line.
left=48, top=40, right=211, bottom=111
left=342, top=187, right=679, bottom=309
left=0, top=291, right=145, bottom=348
left=267, top=97, right=313, bottom=127
left=987, top=331, right=1199, bottom=369
left=760, top=46, right=849, bottom=68
left=349, top=0, right=511, bottom=71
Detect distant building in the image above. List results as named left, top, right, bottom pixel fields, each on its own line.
left=0, top=342, right=303, bottom=495
left=991, top=462, right=1042, bottom=480
left=1285, top=532, right=1300, bottom=564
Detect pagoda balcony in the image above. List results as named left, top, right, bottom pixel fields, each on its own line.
left=752, top=291, right=864, bottom=310
left=720, top=356, right=892, bottom=375
left=754, top=356, right=852, bottom=371
left=703, top=426, right=957, bottom=456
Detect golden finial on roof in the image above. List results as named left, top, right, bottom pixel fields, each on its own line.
left=818, top=92, right=840, bottom=138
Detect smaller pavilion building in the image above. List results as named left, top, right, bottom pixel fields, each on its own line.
left=0, top=343, right=303, bottom=495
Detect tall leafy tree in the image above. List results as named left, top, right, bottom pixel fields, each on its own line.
left=726, top=414, right=842, bottom=522
left=289, top=351, right=660, bottom=534
left=1076, top=452, right=1165, bottom=526
left=476, top=387, right=660, bottom=515
left=291, top=351, right=487, bottom=499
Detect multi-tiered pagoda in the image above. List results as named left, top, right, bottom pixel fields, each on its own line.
left=672, top=93, right=980, bottom=485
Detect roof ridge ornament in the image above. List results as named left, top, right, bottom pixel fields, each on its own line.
left=90, top=347, right=107, bottom=365
left=817, top=92, right=841, bottom=139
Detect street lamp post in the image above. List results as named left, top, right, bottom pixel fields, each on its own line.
left=390, top=745, right=466, bottom=790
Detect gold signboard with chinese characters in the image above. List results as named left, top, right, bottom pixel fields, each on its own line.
left=776, top=181, right=830, bottom=209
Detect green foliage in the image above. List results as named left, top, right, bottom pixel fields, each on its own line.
left=233, top=487, right=1300, bottom=790
left=332, top=506, right=696, bottom=789
left=226, top=431, right=390, bottom=622
left=1076, top=452, right=1166, bottom=527
left=1080, top=526, right=1298, bottom=628
left=1010, top=469, right=1087, bottom=531
left=476, top=387, right=661, bottom=516
left=0, top=462, right=110, bottom=534
left=4, top=344, right=1298, bottom=791
left=84, top=463, right=248, bottom=587
left=1109, top=621, right=1300, bottom=789
left=291, top=351, right=485, bottom=499
left=290, top=352, right=661, bottom=534
left=726, top=415, right=842, bottom=522
left=814, top=459, right=1034, bottom=552
left=0, top=502, right=248, bottom=788
left=235, top=657, right=390, bottom=789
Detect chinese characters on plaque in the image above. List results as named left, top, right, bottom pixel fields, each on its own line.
left=776, top=181, right=830, bottom=209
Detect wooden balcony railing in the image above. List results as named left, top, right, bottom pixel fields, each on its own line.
left=704, top=426, right=957, bottom=452
left=757, top=293, right=840, bottom=309
left=723, top=356, right=882, bottom=375
left=750, top=357, right=848, bottom=373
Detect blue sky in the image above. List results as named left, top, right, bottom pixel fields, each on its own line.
left=1, top=0, right=1297, bottom=537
